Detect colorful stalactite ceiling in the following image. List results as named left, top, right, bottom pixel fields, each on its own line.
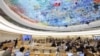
left=6, top=0, right=100, bottom=27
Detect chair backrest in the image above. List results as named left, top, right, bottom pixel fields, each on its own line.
left=30, top=52, right=34, bottom=56
left=62, top=53, right=67, bottom=56
left=39, top=53, right=45, bottom=56
left=50, top=53, right=56, bottom=56
left=86, top=53, right=94, bottom=56
left=58, top=52, right=67, bottom=56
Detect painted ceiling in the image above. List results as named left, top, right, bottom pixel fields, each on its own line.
left=0, top=0, right=100, bottom=32
left=6, top=0, right=100, bottom=27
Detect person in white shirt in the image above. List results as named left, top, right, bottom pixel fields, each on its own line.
left=15, top=47, right=25, bottom=56
left=77, top=52, right=84, bottom=56
left=67, top=50, right=73, bottom=56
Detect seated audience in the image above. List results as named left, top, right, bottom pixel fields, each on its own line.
left=0, top=37, right=99, bottom=56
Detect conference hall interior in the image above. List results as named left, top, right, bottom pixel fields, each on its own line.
left=0, top=0, right=100, bottom=56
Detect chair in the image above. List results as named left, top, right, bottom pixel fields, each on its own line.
left=39, top=53, right=45, bottom=56
left=30, top=52, right=35, bottom=56
left=50, top=53, right=56, bottom=56
left=17, top=41, right=22, bottom=48
left=62, top=53, right=67, bottom=56
left=86, top=53, right=94, bottom=56
left=59, top=52, right=67, bottom=56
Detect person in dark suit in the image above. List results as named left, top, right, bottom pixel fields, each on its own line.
left=51, top=41, right=56, bottom=47
left=14, top=39, right=18, bottom=48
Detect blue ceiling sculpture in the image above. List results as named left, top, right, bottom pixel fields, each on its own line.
left=6, top=0, right=100, bottom=27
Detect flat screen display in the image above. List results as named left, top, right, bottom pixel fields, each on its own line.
left=22, top=34, right=32, bottom=41
left=94, top=35, right=100, bottom=40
